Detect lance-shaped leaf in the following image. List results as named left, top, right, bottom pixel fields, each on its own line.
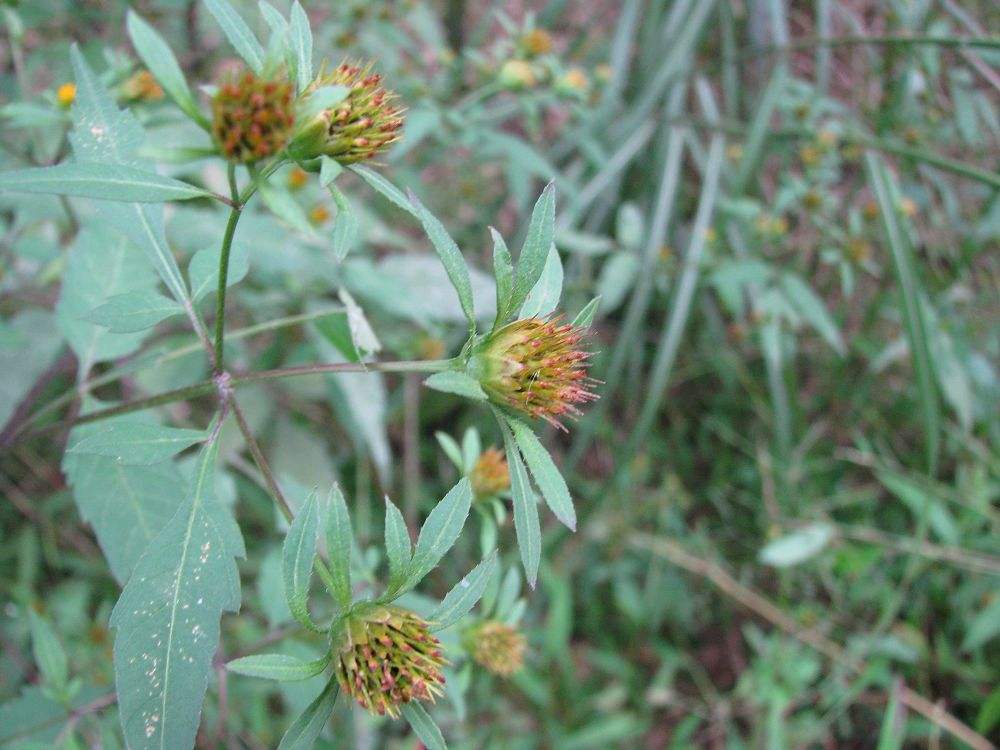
left=384, top=496, right=411, bottom=594
left=110, top=439, right=245, bottom=750
left=402, top=478, right=472, bottom=591
left=324, top=484, right=353, bottom=609
left=277, top=678, right=339, bottom=750
left=85, top=290, right=184, bottom=333
left=0, top=163, right=215, bottom=203
left=507, top=417, right=576, bottom=531
left=429, top=550, right=498, bottom=631
left=203, top=0, right=265, bottom=73
left=289, top=2, right=313, bottom=92
left=490, top=227, right=514, bottom=329
left=571, top=297, right=600, bottom=328
left=350, top=165, right=417, bottom=217
left=227, top=653, right=330, bottom=681
left=66, top=422, right=207, bottom=465
left=282, top=490, right=324, bottom=631
left=498, top=416, right=540, bottom=587
left=423, top=371, right=487, bottom=401
left=401, top=702, right=447, bottom=750
left=508, top=183, right=555, bottom=320
left=126, top=11, right=208, bottom=127
left=519, top=243, right=563, bottom=319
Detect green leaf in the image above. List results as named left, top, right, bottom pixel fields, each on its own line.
left=507, top=417, right=576, bottom=530
left=876, top=682, right=905, bottom=750
left=350, top=165, right=418, bottom=217
left=0, top=163, right=215, bottom=203
left=403, top=479, right=473, bottom=590
left=963, top=596, right=1000, bottom=652
left=110, top=439, right=245, bottom=750
left=571, top=297, right=600, bottom=328
left=779, top=273, right=845, bottom=356
left=259, top=182, right=317, bottom=235
left=499, top=416, right=540, bottom=587
left=519, top=243, right=563, bottom=319
left=277, top=678, right=338, bottom=750
left=188, top=241, right=250, bottom=301
left=384, top=496, right=412, bottom=594
left=401, top=701, right=447, bottom=750
left=66, top=422, right=207, bottom=465
left=319, top=156, right=343, bottom=187
left=423, top=371, right=487, bottom=401
left=330, top=204, right=359, bottom=262
left=429, top=550, right=498, bottom=630
left=85, top=290, right=184, bottom=333
left=203, top=0, right=265, bottom=73
left=70, top=47, right=191, bottom=306
left=27, top=611, right=68, bottom=695
left=282, top=490, right=323, bottom=631
left=289, top=2, right=312, bottom=92
left=324, top=484, right=353, bottom=609
left=407, top=190, right=476, bottom=328
left=63, top=412, right=185, bottom=583
left=509, top=183, right=555, bottom=320
left=490, top=227, right=514, bottom=328
left=0, top=311, right=61, bottom=428
left=434, top=432, right=464, bottom=471
left=0, top=685, right=107, bottom=747
left=227, top=653, right=330, bottom=681
left=758, top=523, right=835, bottom=567
left=126, top=10, right=207, bottom=127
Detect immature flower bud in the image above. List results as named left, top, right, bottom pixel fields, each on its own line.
left=211, top=69, right=295, bottom=163
left=288, top=61, right=403, bottom=164
left=498, top=60, right=537, bottom=90
left=465, top=621, right=526, bottom=677
left=470, top=447, right=510, bottom=500
left=471, top=318, right=597, bottom=429
left=554, top=67, right=590, bottom=98
left=521, top=29, right=553, bottom=57
left=334, top=606, right=446, bottom=718
left=121, top=70, right=164, bottom=103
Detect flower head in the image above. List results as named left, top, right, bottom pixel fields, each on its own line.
left=521, top=29, right=553, bottom=57
left=56, top=82, right=76, bottom=108
left=121, top=70, right=164, bottom=102
left=470, top=447, right=510, bottom=500
left=498, top=59, right=537, bottom=90
left=465, top=620, right=526, bottom=677
left=211, top=69, right=295, bottom=163
left=472, top=318, right=596, bottom=428
left=288, top=61, right=403, bottom=164
left=334, top=606, right=446, bottom=718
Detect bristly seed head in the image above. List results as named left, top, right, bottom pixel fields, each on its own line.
left=472, top=317, right=598, bottom=429
left=211, top=68, right=295, bottom=163
left=465, top=620, right=526, bottom=677
left=333, top=606, right=446, bottom=718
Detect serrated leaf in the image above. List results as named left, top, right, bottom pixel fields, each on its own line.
left=407, top=190, right=476, bottom=328
left=324, top=484, right=353, bottom=609
left=758, top=523, right=835, bottom=567
left=490, top=227, right=513, bottom=328
left=498, top=417, right=540, bottom=587
left=110, top=439, right=245, bottom=750
left=126, top=10, right=207, bottom=127
left=519, top=243, right=562, bottom=319
left=203, top=0, right=265, bottom=73
left=383, top=496, right=411, bottom=594
left=188, top=241, right=250, bottom=301
left=429, top=551, right=498, bottom=630
left=401, top=701, right=447, bottom=750
left=227, top=653, right=330, bottom=681
left=85, top=290, right=184, bottom=333
left=350, top=165, right=418, bottom=217
left=402, top=479, right=472, bottom=590
left=289, top=2, right=312, bottom=92
left=423, top=371, right=487, bottom=401
left=277, top=678, right=338, bottom=750
left=508, top=183, right=555, bottom=320
left=66, top=422, right=207, bottom=465
left=507, top=417, right=576, bottom=530
left=282, top=490, right=323, bottom=631
left=0, top=163, right=214, bottom=202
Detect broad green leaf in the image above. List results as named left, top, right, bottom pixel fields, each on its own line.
left=384, top=497, right=412, bottom=594
left=70, top=47, right=191, bottom=306
left=66, top=422, right=207, bottom=465
left=423, top=371, right=487, bottom=401
left=571, top=297, right=600, bottom=328
left=490, top=227, right=513, bottom=328
left=289, top=2, right=312, bottom=92
left=350, top=165, right=418, bottom=217
left=277, top=678, right=338, bottom=750
left=56, top=225, right=158, bottom=373
left=509, top=183, right=555, bottom=320
left=203, top=0, right=265, bottom=73
left=508, top=417, right=576, bottom=530
left=499, top=416, right=540, bottom=587
left=126, top=10, right=207, bottom=127
left=758, top=523, right=835, bottom=567
left=429, top=550, right=498, bottom=630
left=779, top=273, right=846, bottom=355
left=110, top=439, right=245, bottom=750
left=519, top=243, right=563, bottom=319
left=401, top=701, right=446, bottom=750
left=27, top=611, right=68, bottom=695
left=63, top=412, right=185, bottom=583
left=282, top=490, right=323, bottom=631
left=0, top=163, right=214, bottom=203
left=403, top=479, right=472, bottom=590
left=85, top=290, right=184, bottom=333
left=227, top=653, right=330, bottom=681
left=324, top=484, right=353, bottom=609
left=188, top=241, right=250, bottom=301
left=407, top=190, right=476, bottom=328
left=0, top=311, right=61, bottom=428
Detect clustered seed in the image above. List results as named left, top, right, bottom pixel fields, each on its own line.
left=211, top=69, right=295, bottom=163
left=470, top=447, right=510, bottom=500
left=467, top=620, right=526, bottom=677
left=476, top=318, right=597, bottom=429
left=334, top=607, right=446, bottom=718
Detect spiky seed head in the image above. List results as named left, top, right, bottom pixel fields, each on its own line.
left=471, top=318, right=597, bottom=429
left=288, top=61, right=403, bottom=164
left=465, top=621, right=526, bottom=677
left=211, top=68, right=295, bottom=163
left=333, top=606, right=446, bottom=718
left=470, top=447, right=510, bottom=500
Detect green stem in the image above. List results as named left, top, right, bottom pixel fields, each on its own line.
left=213, top=203, right=242, bottom=371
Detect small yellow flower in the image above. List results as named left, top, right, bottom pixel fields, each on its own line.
left=521, top=29, right=553, bottom=57
left=286, top=167, right=309, bottom=191
left=845, top=237, right=872, bottom=264
left=803, top=190, right=823, bottom=211
left=899, top=197, right=917, bottom=218
left=799, top=144, right=821, bottom=167
left=309, top=204, right=330, bottom=225
left=594, top=63, right=613, bottom=83
left=817, top=129, right=838, bottom=149
left=726, top=143, right=744, bottom=162
left=555, top=67, right=590, bottom=97
left=56, top=82, right=76, bottom=108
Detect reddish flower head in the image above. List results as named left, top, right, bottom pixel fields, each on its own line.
left=211, top=69, right=295, bottom=163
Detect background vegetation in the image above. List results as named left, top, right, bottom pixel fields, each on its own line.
left=0, top=0, right=998, bottom=747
